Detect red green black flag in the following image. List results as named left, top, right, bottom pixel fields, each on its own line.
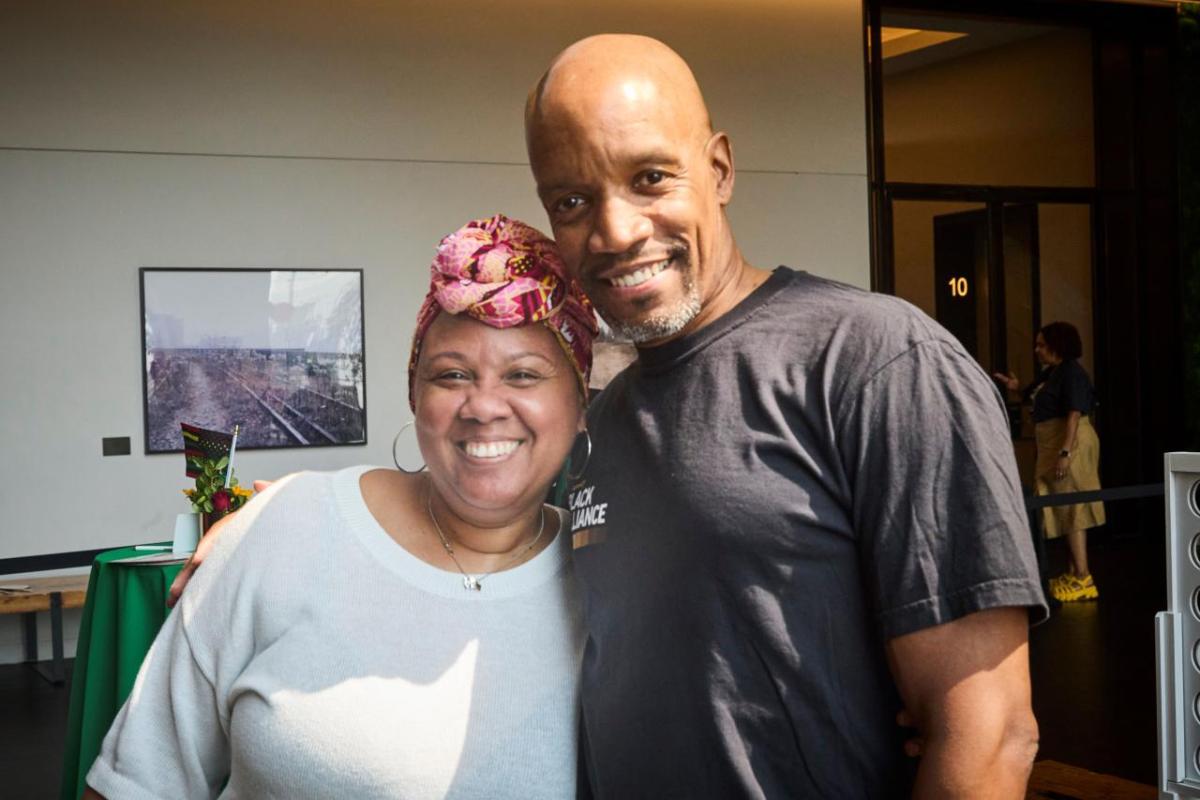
left=181, top=423, right=234, bottom=478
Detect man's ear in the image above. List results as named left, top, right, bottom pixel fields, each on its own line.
left=706, top=131, right=735, bottom=205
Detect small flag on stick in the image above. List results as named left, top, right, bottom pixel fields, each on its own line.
left=181, top=423, right=235, bottom=479
left=224, top=424, right=240, bottom=489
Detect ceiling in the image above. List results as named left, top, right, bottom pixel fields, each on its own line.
left=879, top=12, right=1061, bottom=75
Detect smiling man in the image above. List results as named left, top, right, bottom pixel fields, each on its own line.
left=526, top=35, right=1047, bottom=798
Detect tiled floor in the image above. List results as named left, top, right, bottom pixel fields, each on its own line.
left=0, top=531, right=1166, bottom=798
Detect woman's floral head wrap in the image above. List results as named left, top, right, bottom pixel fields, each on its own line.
left=408, top=214, right=598, bottom=410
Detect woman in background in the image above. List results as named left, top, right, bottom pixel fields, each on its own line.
left=84, top=215, right=597, bottom=798
left=995, top=321, right=1105, bottom=602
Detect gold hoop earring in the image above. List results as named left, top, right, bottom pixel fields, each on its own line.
left=565, top=429, right=592, bottom=482
left=392, top=421, right=425, bottom=474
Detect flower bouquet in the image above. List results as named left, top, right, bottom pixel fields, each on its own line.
left=182, top=455, right=253, bottom=533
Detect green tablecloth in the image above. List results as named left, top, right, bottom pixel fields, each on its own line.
left=60, top=545, right=185, bottom=800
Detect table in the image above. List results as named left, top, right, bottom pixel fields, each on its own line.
left=59, top=545, right=186, bottom=800
left=0, top=574, right=90, bottom=684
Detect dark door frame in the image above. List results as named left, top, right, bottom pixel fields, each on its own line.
left=863, top=0, right=1181, bottom=527
left=923, top=200, right=1048, bottom=377
left=885, top=183, right=1095, bottom=379
left=931, top=206, right=993, bottom=368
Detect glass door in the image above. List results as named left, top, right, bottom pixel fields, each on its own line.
left=890, top=198, right=996, bottom=371
left=890, top=196, right=1093, bottom=379
left=888, top=193, right=1094, bottom=486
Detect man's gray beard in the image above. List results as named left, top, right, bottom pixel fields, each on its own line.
left=597, top=273, right=702, bottom=344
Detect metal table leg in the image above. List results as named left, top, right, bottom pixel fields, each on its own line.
left=29, top=592, right=66, bottom=685
left=21, top=611, right=38, bottom=662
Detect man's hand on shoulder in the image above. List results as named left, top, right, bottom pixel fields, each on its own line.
left=886, top=607, right=1038, bottom=799
left=167, top=479, right=273, bottom=608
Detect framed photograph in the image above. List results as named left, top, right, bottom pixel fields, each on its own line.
left=140, top=268, right=367, bottom=453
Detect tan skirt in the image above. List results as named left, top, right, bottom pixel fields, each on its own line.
left=1034, top=416, right=1106, bottom=538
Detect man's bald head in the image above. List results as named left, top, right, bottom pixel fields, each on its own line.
left=525, top=34, right=712, bottom=155
left=524, top=34, right=752, bottom=346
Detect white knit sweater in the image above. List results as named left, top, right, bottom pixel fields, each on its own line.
left=88, top=466, right=583, bottom=799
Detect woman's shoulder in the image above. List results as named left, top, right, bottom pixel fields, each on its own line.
left=179, top=468, right=367, bottom=600
left=229, top=470, right=336, bottom=533
left=1063, top=357, right=1090, bottom=375
left=1055, top=358, right=1093, bottom=386
left=173, top=467, right=384, bottom=643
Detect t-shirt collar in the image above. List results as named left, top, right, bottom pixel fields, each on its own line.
left=633, top=266, right=796, bottom=372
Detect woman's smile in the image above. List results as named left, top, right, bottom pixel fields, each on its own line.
left=460, top=438, right=523, bottom=460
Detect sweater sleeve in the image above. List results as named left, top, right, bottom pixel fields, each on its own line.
left=85, top=608, right=230, bottom=799
left=84, top=473, right=316, bottom=799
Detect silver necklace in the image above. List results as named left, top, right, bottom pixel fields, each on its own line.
left=425, top=490, right=546, bottom=591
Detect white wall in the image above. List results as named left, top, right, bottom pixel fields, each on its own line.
left=0, top=0, right=869, bottom=661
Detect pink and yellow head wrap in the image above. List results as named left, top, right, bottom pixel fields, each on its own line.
left=408, top=214, right=598, bottom=410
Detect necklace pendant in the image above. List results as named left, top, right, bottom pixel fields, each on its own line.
left=463, top=575, right=482, bottom=591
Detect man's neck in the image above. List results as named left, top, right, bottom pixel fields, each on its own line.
left=638, top=254, right=773, bottom=350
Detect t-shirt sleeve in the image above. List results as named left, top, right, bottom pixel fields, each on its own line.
left=1061, top=360, right=1093, bottom=414
left=840, top=339, right=1048, bottom=639
left=85, top=609, right=229, bottom=799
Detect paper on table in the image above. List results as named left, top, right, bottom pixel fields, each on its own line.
left=108, top=552, right=191, bottom=565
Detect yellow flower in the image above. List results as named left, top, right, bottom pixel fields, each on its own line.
left=232, top=485, right=253, bottom=498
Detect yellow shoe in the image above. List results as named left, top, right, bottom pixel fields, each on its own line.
left=1053, top=573, right=1098, bottom=602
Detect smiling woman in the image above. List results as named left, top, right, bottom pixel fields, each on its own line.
left=82, top=215, right=598, bottom=799
left=416, top=314, right=585, bottom=540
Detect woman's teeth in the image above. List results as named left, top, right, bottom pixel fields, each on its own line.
left=609, top=259, right=669, bottom=288
left=463, top=440, right=519, bottom=458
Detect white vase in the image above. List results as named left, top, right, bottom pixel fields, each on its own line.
left=172, top=512, right=201, bottom=555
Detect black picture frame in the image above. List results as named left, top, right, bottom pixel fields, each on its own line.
left=139, top=268, right=367, bottom=454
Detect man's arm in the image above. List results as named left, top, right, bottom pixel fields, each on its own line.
left=886, top=607, right=1038, bottom=799
left=167, top=479, right=272, bottom=607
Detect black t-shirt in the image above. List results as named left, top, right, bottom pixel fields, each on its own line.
left=1028, top=359, right=1095, bottom=423
left=570, top=268, right=1047, bottom=798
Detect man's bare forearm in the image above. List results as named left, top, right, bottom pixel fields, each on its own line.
left=888, top=608, right=1038, bottom=799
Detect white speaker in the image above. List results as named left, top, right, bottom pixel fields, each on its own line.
left=1158, top=452, right=1200, bottom=798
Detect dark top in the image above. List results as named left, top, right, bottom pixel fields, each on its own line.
left=571, top=268, right=1047, bottom=798
left=1026, top=359, right=1095, bottom=423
